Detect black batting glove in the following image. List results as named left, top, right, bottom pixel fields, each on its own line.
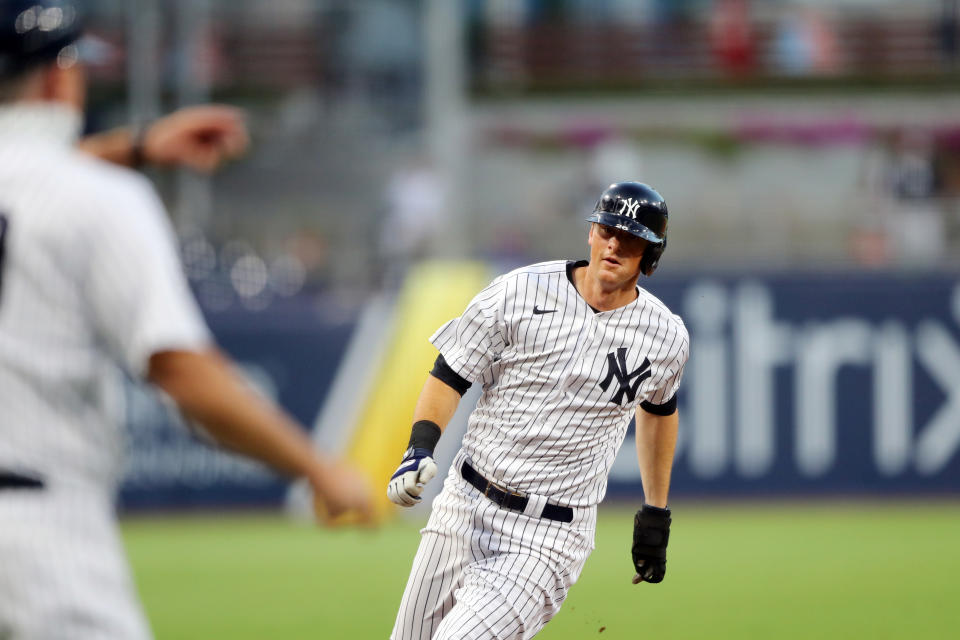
left=631, top=504, right=671, bottom=584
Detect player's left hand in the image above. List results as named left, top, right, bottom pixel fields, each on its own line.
left=631, top=504, right=671, bottom=584
left=387, top=448, right=438, bottom=507
left=143, top=105, right=249, bottom=173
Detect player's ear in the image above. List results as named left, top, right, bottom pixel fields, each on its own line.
left=40, top=61, right=86, bottom=110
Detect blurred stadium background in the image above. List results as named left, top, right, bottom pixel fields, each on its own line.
left=77, top=0, right=960, bottom=637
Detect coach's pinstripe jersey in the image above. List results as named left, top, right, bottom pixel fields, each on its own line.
left=0, top=104, right=210, bottom=495
left=431, top=260, right=688, bottom=508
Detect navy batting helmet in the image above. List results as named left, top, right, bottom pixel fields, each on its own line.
left=0, top=0, right=84, bottom=79
left=586, top=181, right=669, bottom=276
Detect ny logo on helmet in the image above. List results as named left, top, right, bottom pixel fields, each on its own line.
left=617, top=198, right=642, bottom=219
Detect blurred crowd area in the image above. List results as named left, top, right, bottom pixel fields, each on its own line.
left=80, top=0, right=960, bottom=309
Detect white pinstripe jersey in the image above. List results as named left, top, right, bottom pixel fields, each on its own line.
left=0, top=104, right=210, bottom=496
left=431, top=260, right=689, bottom=508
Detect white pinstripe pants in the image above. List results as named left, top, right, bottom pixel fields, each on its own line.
left=0, top=488, right=152, bottom=640
left=391, top=452, right=596, bottom=640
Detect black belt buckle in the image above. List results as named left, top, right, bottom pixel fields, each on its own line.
left=462, top=461, right=525, bottom=512
left=485, top=479, right=525, bottom=511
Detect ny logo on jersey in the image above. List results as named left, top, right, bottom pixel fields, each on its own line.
left=617, top=198, right=642, bottom=219
left=599, top=348, right=651, bottom=405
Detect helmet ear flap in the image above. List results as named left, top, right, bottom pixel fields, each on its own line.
left=640, top=240, right=665, bottom=276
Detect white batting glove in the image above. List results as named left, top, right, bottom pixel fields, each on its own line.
left=387, top=447, right=438, bottom=507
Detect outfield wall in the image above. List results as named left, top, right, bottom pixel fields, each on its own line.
left=118, top=270, right=960, bottom=509
left=610, top=271, right=960, bottom=498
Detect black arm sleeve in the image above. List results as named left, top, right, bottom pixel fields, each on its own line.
left=430, top=353, right=472, bottom=397
left=640, top=393, right=678, bottom=416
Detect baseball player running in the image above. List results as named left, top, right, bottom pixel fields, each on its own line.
left=0, top=2, right=372, bottom=638
left=387, top=181, right=689, bottom=640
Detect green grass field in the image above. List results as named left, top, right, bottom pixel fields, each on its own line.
left=122, top=501, right=960, bottom=639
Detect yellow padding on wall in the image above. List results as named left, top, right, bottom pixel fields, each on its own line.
left=346, top=260, right=491, bottom=521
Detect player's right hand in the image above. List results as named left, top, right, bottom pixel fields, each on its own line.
left=387, top=447, right=438, bottom=507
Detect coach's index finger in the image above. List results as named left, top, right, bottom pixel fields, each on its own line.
left=187, top=105, right=250, bottom=156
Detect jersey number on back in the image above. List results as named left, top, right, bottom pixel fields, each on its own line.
left=0, top=213, right=8, bottom=304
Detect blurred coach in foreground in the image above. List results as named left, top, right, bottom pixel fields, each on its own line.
left=0, top=1, right=373, bottom=637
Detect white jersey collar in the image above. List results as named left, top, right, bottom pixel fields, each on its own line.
left=0, top=102, right=83, bottom=147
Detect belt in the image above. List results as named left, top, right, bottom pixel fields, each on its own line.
left=460, top=460, right=573, bottom=523
left=0, top=471, right=44, bottom=490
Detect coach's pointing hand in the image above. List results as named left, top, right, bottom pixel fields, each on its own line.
left=387, top=448, right=438, bottom=507
left=141, top=105, right=249, bottom=172
left=631, top=504, right=671, bottom=584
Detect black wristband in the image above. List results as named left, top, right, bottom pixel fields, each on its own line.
left=642, top=503, right=671, bottom=516
left=130, top=121, right=152, bottom=168
left=408, top=420, right=442, bottom=454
